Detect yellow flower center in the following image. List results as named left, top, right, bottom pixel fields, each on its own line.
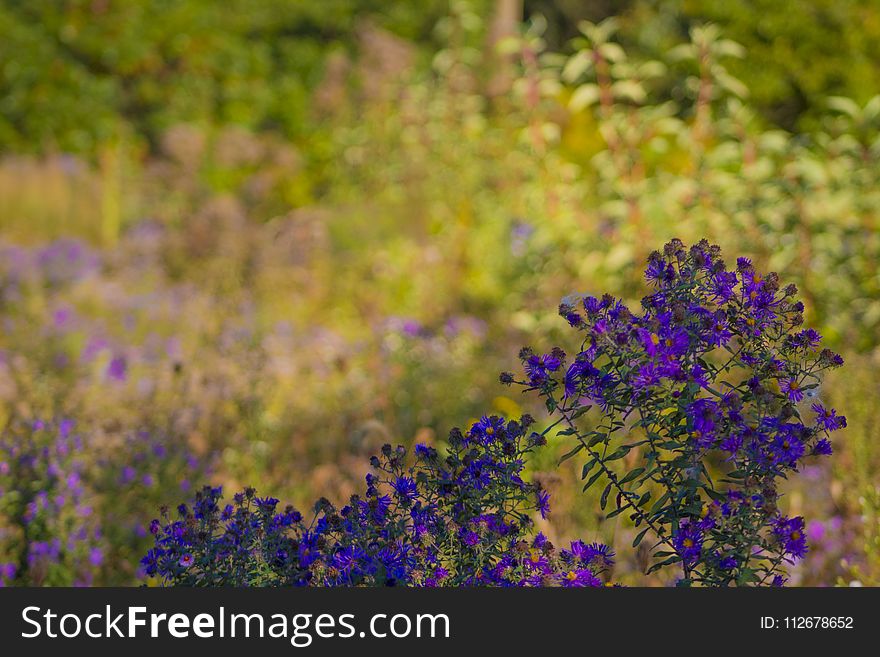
left=790, top=531, right=801, bottom=541
left=566, top=570, right=578, bottom=581
left=486, top=427, right=494, bottom=435
left=529, top=549, right=542, bottom=563
left=650, top=333, right=660, bottom=346
left=682, top=538, right=694, bottom=549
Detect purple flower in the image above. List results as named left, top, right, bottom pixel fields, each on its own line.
left=89, top=547, right=104, bottom=567
left=568, top=541, right=615, bottom=568
left=559, top=568, right=602, bottom=587
left=535, top=489, right=551, bottom=519
left=673, top=521, right=703, bottom=563
left=524, top=350, right=564, bottom=386
left=106, top=355, right=127, bottom=382
left=392, top=476, right=418, bottom=503
left=779, top=378, right=804, bottom=403
left=811, top=404, right=846, bottom=431
left=773, top=516, right=808, bottom=560
left=632, top=362, right=661, bottom=390
left=770, top=432, right=804, bottom=467
left=806, top=520, right=825, bottom=543
left=469, top=416, right=505, bottom=444
left=812, top=438, right=833, bottom=456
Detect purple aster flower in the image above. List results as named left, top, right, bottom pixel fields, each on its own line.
left=469, top=416, right=506, bottom=444
left=645, top=256, right=674, bottom=287
left=779, top=377, right=804, bottom=403
left=811, top=438, right=833, bottom=456
left=707, top=313, right=732, bottom=346
left=568, top=541, right=615, bottom=567
left=559, top=568, right=602, bottom=587
left=535, top=489, right=551, bottom=519
left=673, top=521, right=703, bottom=563
left=770, top=432, right=805, bottom=467
left=106, top=355, right=127, bottom=382
left=773, top=516, right=808, bottom=560
left=524, top=350, right=564, bottom=386
left=688, top=398, right=720, bottom=435
left=392, top=476, right=418, bottom=503
left=89, top=547, right=104, bottom=567
left=811, top=404, right=846, bottom=431
left=632, top=362, right=661, bottom=389
left=332, top=546, right=366, bottom=572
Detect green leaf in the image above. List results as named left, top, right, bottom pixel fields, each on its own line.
left=581, top=458, right=598, bottom=480
left=583, top=468, right=604, bottom=491
left=619, top=467, right=645, bottom=484
left=605, top=445, right=631, bottom=461
left=569, top=84, right=600, bottom=111
left=558, top=443, right=584, bottom=464
left=600, top=482, right=613, bottom=510
left=633, top=527, right=650, bottom=548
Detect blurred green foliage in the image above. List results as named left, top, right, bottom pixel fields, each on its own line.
left=528, top=0, right=880, bottom=129
left=0, top=0, right=465, bottom=154
left=621, top=0, right=880, bottom=130
left=6, top=0, right=880, bottom=155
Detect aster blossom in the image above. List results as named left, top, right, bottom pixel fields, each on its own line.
left=511, top=239, right=844, bottom=586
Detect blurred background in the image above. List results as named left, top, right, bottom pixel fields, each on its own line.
left=0, top=0, right=878, bottom=586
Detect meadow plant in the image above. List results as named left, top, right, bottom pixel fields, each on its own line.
left=0, top=417, right=210, bottom=586
left=142, top=415, right=614, bottom=587
left=0, top=420, right=103, bottom=586
left=503, top=239, right=845, bottom=585
left=145, top=239, right=844, bottom=587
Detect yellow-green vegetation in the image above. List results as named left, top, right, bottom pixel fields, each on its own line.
left=0, top=1, right=877, bottom=586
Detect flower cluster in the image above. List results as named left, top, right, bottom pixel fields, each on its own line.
left=142, top=416, right=614, bottom=587
left=0, top=420, right=103, bottom=586
left=0, top=418, right=209, bottom=586
left=504, top=239, right=845, bottom=586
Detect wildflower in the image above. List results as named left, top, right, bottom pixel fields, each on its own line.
left=568, top=541, right=615, bottom=568
left=811, top=438, right=833, bottom=456
left=469, top=416, right=505, bottom=444
left=523, top=349, right=564, bottom=386
left=559, top=569, right=602, bottom=587
left=811, top=404, right=846, bottom=431
left=779, top=378, right=804, bottom=403
left=392, top=477, right=418, bottom=504
left=673, top=521, right=703, bottom=563
left=773, top=516, right=808, bottom=560
left=535, top=489, right=551, bottom=519
left=106, top=356, right=127, bottom=382
left=769, top=432, right=805, bottom=467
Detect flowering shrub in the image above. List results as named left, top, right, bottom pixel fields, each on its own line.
left=0, top=420, right=103, bottom=586
left=503, top=239, right=846, bottom=586
left=144, top=239, right=845, bottom=587
left=142, top=415, right=614, bottom=587
left=0, top=418, right=209, bottom=586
